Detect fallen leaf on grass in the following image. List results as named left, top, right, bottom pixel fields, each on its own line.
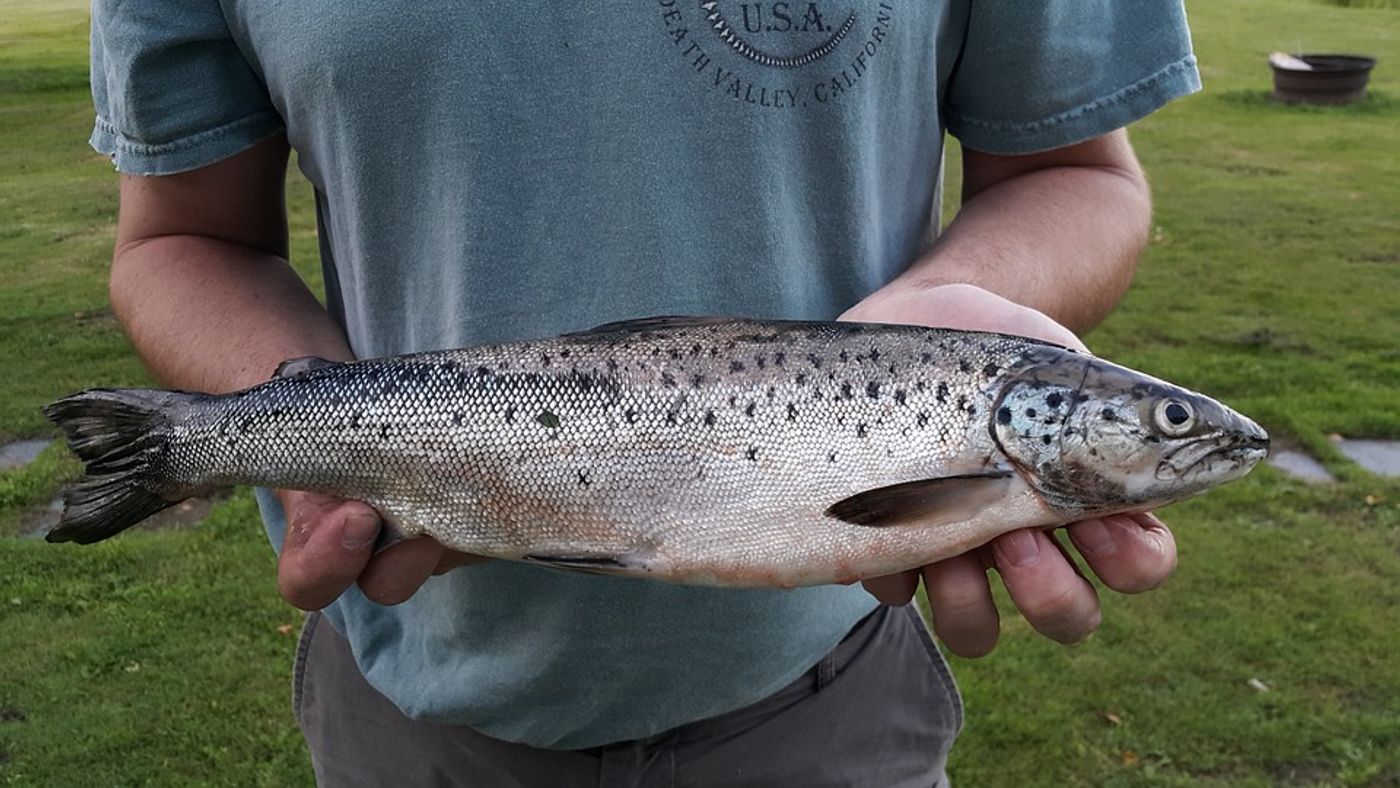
left=1097, top=710, right=1123, bottom=726
left=1121, top=750, right=1139, bottom=766
left=1364, top=494, right=1382, bottom=507
left=277, top=624, right=295, bottom=636
left=1247, top=677, right=1270, bottom=693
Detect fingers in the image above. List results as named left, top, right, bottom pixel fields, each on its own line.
left=1067, top=512, right=1177, bottom=594
left=358, top=538, right=446, bottom=605
left=922, top=552, right=1000, bottom=658
left=432, top=551, right=490, bottom=575
left=276, top=492, right=382, bottom=611
left=861, top=570, right=920, bottom=606
left=992, top=529, right=1102, bottom=645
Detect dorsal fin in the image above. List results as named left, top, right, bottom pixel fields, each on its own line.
left=825, top=472, right=1014, bottom=527
left=565, top=316, right=740, bottom=337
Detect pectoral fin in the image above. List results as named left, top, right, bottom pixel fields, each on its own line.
left=273, top=356, right=338, bottom=379
left=825, top=472, right=1014, bottom=527
left=523, top=553, right=635, bottom=576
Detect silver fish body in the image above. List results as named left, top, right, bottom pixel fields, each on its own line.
left=44, top=318, right=1268, bottom=587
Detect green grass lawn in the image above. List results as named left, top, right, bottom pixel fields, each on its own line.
left=2, top=0, right=1398, bottom=785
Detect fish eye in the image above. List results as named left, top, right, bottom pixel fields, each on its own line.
left=1154, top=399, right=1196, bottom=436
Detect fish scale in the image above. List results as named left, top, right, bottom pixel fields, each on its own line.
left=42, top=317, right=1269, bottom=588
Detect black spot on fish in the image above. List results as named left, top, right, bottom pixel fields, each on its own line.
left=624, top=409, right=637, bottom=424
left=669, top=349, right=682, bottom=360
left=379, top=424, right=390, bottom=441
left=577, top=470, right=591, bottom=487
left=787, top=403, right=798, bottom=421
left=920, top=352, right=933, bottom=365
left=983, top=363, right=999, bottom=378
left=560, top=349, right=571, bottom=359
left=661, top=372, right=677, bottom=388
left=998, top=406, right=1013, bottom=425
left=536, top=410, right=561, bottom=429
left=540, top=353, right=552, bottom=367
left=828, top=451, right=837, bottom=463
left=839, top=350, right=849, bottom=362
left=866, top=381, right=881, bottom=399
left=665, top=412, right=678, bottom=426
left=606, top=358, right=619, bottom=372
left=351, top=411, right=363, bottom=429
left=691, top=374, right=704, bottom=388
left=1102, top=409, right=1116, bottom=421
left=1041, top=434, right=1052, bottom=446
left=967, top=405, right=977, bottom=416
left=894, top=389, right=907, bottom=406
left=856, top=422, right=867, bottom=438
left=956, top=395, right=967, bottom=411
left=774, top=352, right=786, bottom=366
left=935, top=382, right=949, bottom=404
left=745, top=446, right=759, bottom=462
left=704, top=410, right=716, bottom=427
left=505, top=406, right=516, bottom=424
left=917, top=412, right=930, bottom=428
left=691, top=343, right=703, bottom=356
left=1046, top=392, right=1064, bottom=409
left=755, top=355, right=766, bottom=369
left=730, top=360, right=746, bottom=373
left=1090, top=448, right=1099, bottom=456
left=869, top=347, right=881, bottom=362
left=727, top=395, right=738, bottom=408
left=745, top=402, right=757, bottom=418
left=795, top=373, right=808, bottom=386
left=841, top=382, right=854, bottom=400
left=450, top=412, right=465, bottom=426
left=959, top=359, right=973, bottom=373
left=1026, top=408, right=1038, bottom=419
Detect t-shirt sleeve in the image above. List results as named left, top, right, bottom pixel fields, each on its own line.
left=943, top=0, right=1200, bottom=154
left=89, top=0, right=284, bottom=175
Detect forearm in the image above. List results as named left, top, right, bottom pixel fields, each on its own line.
left=110, top=235, right=353, bottom=394
left=856, top=136, right=1153, bottom=333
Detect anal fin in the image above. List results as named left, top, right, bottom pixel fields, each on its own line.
left=825, top=472, right=1014, bottom=527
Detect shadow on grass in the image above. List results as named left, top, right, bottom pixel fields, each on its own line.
left=1216, top=89, right=1400, bottom=115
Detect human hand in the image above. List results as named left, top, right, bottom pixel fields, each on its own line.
left=839, top=283, right=1178, bottom=657
left=275, top=490, right=486, bottom=610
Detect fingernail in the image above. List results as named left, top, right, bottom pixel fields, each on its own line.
left=1076, top=520, right=1117, bottom=556
left=996, top=530, right=1041, bottom=568
left=341, top=513, right=380, bottom=550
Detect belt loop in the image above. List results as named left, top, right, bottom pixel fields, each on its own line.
left=815, top=652, right=837, bottom=691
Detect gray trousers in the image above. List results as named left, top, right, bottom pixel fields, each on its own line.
left=294, top=605, right=961, bottom=787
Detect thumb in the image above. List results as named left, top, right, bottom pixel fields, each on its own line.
left=276, top=491, right=382, bottom=611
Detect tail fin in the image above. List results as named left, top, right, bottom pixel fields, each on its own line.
left=43, top=389, right=197, bottom=544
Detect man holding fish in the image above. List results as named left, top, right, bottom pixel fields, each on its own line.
left=82, top=0, right=1207, bottom=783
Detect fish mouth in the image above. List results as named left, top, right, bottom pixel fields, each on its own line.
left=1156, top=432, right=1270, bottom=481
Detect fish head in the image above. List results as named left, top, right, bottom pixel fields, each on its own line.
left=991, top=352, right=1269, bottom=516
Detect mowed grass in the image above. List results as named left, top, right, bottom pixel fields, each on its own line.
left=1, top=0, right=1397, bottom=785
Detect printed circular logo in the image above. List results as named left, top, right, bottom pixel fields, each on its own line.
left=657, top=1, right=895, bottom=108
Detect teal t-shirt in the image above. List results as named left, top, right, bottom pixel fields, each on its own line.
left=90, top=0, right=1199, bottom=749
